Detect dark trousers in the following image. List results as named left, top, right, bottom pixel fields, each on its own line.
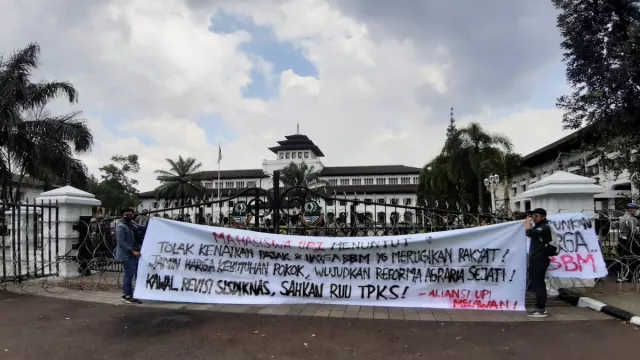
left=529, top=256, right=550, bottom=309
left=122, top=257, right=139, bottom=297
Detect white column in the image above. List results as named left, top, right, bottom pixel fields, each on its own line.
left=36, top=186, right=101, bottom=278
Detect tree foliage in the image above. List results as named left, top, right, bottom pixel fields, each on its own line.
left=553, top=0, right=640, bottom=193
left=0, top=42, right=93, bottom=202
left=153, top=155, right=206, bottom=203
left=281, top=161, right=328, bottom=189
left=87, top=154, right=140, bottom=213
left=418, top=113, right=519, bottom=213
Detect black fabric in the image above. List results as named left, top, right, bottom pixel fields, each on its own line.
left=526, top=220, right=552, bottom=259
left=529, top=256, right=550, bottom=309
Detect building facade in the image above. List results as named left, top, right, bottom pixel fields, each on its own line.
left=138, top=134, right=422, bottom=223
left=496, top=131, right=637, bottom=213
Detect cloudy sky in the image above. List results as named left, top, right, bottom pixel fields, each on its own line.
left=1, top=0, right=570, bottom=191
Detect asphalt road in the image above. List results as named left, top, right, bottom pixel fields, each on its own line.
left=0, top=291, right=637, bottom=360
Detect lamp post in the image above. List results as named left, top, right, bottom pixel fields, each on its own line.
left=483, top=174, right=500, bottom=213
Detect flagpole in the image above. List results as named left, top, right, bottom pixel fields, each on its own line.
left=217, top=143, right=221, bottom=201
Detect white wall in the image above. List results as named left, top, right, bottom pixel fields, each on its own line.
left=495, top=151, right=636, bottom=213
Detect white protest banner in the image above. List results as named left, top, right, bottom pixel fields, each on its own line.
left=134, top=218, right=527, bottom=311
left=545, top=213, right=608, bottom=278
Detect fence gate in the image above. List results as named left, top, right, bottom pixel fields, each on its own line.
left=1, top=201, right=60, bottom=283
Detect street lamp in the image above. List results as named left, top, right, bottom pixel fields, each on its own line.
left=484, top=174, right=500, bottom=213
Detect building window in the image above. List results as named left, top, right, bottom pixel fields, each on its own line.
left=279, top=153, right=284, bottom=159
left=401, top=177, right=410, bottom=184
left=339, top=200, right=347, bottom=206
left=329, top=179, right=338, bottom=186
left=365, top=198, right=373, bottom=203
left=153, top=202, right=159, bottom=209
left=292, top=152, right=296, bottom=159
left=204, top=181, right=213, bottom=188
left=236, top=181, right=245, bottom=188
left=390, top=198, right=399, bottom=205
left=377, top=199, right=385, bottom=204
left=298, top=152, right=302, bottom=158
left=228, top=201, right=234, bottom=207
left=376, top=178, right=386, bottom=185
left=286, top=152, right=290, bottom=159
left=325, top=199, right=334, bottom=206
left=352, top=179, right=362, bottom=186
left=215, top=182, right=220, bottom=188
left=413, top=177, right=418, bottom=184
left=404, top=198, right=412, bottom=206
left=389, top=178, right=398, bottom=185
left=304, top=152, right=309, bottom=158
left=247, top=181, right=257, bottom=188
left=364, top=178, right=374, bottom=185
left=340, top=179, right=350, bottom=186
left=225, top=181, right=234, bottom=188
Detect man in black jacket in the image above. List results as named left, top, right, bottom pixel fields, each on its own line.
left=525, top=208, right=553, bottom=318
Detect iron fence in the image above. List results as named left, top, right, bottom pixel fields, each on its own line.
left=0, top=200, right=59, bottom=284
left=2, top=184, right=638, bottom=300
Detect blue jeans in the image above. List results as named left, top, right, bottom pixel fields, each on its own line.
left=122, top=257, right=139, bottom=297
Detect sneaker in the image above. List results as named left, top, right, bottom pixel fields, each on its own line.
left=526, top=308, right=548, bottom=318
left=122, top=295, right=142, bottom=304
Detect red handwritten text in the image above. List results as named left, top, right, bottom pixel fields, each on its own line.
left=549, top=253, right=596, bottom=273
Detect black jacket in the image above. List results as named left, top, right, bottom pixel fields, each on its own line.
left=526, top=220, right=552, bottom=259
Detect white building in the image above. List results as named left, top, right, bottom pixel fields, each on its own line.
left=138, top=134, right=422, bottom=224
left=496, top=131, right=637, bottom=213
left=1, top=175, right=48, bottom=204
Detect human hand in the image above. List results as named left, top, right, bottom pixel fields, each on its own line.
left=132, top=251, right=141, bottom=257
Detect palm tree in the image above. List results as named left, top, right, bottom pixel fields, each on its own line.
left=0, top=43, right=93, bottom=202
left=154, top=156, right=206, bottom=205
left=458, top=123, right=513, bottom=212
left=280, top=161, right=328, bottom=189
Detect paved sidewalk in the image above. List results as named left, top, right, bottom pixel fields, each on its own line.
left=1, top=292, right=637, bottom=360
left=2, top=284, right=613, bottom=322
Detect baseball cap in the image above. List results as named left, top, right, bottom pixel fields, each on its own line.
left=526, top=208, right=547, bottom=217
left=626, top=203, right=640, bottom=210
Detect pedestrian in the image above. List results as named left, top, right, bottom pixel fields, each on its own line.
left=524, top=208, right=553, bottom=318
left=617, top=203, right=639, bottom=282
left=115, top=207, right=147, bottom=304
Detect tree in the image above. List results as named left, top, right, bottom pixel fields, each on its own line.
left=553, top=0, right=640, bottom=196
left=418, top=111, right=477, bottom=210
left=154, top=155, right=205, bottom=204
left=458, top=122, right=513, bottom=212
left=280, top=161, right=328, bottom=189
left=0, top=42, right=93, bottom=202
left=87, top=154, right=140, bottom=213
left=483, top=151, right=529, bottom=213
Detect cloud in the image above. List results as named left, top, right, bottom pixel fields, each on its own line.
left=1, top=0, right=571, bottom=193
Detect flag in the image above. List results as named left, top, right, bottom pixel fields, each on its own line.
left=217, top=144, right=222, bottom=164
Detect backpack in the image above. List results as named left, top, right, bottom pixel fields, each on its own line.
left=545, top=226, right=560, bottom=256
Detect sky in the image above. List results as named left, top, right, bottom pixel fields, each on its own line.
left=0, top=0, right=572, bottom=191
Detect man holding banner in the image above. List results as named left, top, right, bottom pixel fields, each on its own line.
left=524, top=208, right=553, bottom=318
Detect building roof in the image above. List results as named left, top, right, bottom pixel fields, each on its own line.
left=268, top=134, right=325, bottom=157
left=138, top=184, right=419, bottom=199
left=138, top=187, right=268, bottom=199
left=320, top=165, right=421, bottom=176
left=521, top=129, right=587, bottom=166
left=191, top=169, right=267, bottom=180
